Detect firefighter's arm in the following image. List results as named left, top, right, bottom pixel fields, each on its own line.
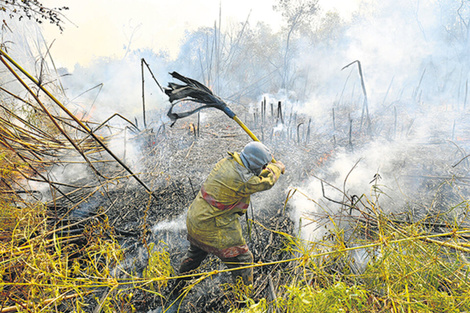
left=241, top=161, right=285, bottom=194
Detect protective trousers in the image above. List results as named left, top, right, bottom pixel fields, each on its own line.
left=178, top=243, right=253, bottom=286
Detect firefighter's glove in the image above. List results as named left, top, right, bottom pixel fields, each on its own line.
left=272, top=161, right=286, bottom=174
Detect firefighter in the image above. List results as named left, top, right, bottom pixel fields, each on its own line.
left=177, top=141, right=286, bottom=289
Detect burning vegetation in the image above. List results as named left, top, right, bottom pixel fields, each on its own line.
left=2, top=1, right=470, bottom=312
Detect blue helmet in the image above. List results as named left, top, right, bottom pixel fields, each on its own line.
left=240, top=142, right=272, bottom=175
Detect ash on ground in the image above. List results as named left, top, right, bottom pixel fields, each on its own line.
left=43, top=101, right=470, bottom=312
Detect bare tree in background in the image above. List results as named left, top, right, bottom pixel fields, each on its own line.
left=437, top=0, right=470, bottom=42
left=274, top=0, right=319, bottom=90
left=174, top=1, right=349, bottom=102
left=176, top=21, right=283, bottom=101
left=0, top=0, right=68, bottom=31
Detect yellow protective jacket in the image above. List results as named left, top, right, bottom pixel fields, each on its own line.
left=186, top=152, right=282, bottom=258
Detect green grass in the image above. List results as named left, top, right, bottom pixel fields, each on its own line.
left=230, top=189, right=470, bottom=313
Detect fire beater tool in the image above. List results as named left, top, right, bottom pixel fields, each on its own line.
left=164, top=71, right=276, bottom=162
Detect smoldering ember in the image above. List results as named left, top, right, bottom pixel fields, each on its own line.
left=3, top=1, right=470, bottom=312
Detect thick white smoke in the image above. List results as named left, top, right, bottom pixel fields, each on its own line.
left=4, top=0, right=470, bottom=244
left=152, top=213, right=187, bottom=233
left=288, top=0, right=470, bottom=241
left=58, top=51, right=170, bottom=123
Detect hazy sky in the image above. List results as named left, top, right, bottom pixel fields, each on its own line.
left=42, top=0, right=360, bottom=70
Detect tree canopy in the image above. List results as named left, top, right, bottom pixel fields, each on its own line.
left=0, top=0, right=68, bottom=31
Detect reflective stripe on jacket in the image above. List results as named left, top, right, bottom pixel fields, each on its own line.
left=186, top=151, right=282, bottom=258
